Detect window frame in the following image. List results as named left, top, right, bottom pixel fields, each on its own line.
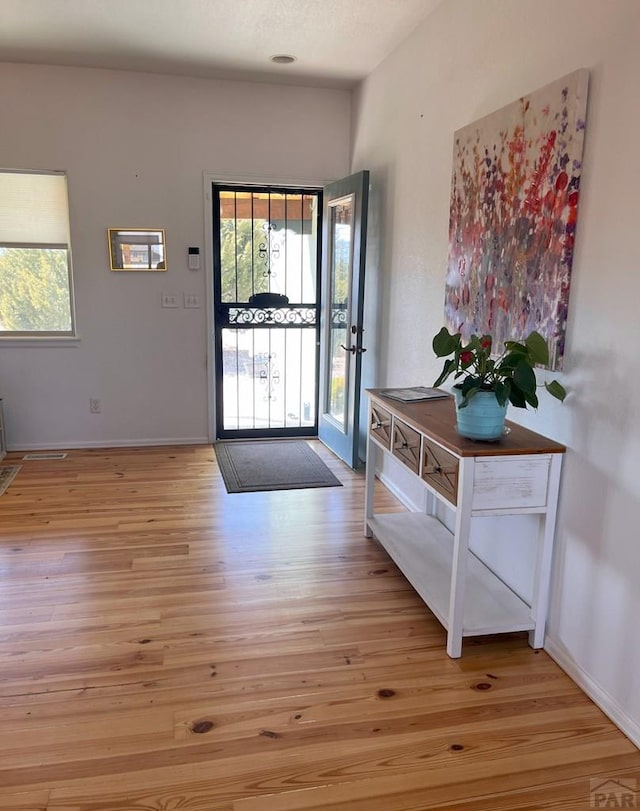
left=0, top=169, right=78, bottom=342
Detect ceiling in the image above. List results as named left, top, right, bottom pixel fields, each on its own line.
left=0, top=0, right=442, bottom=89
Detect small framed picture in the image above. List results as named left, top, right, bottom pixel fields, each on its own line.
left=108, top=228, right=166, bottom=271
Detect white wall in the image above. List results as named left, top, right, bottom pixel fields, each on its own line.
left=0, top=63, right=351, bottom=448
left=351, top=0, right=640, bottom=743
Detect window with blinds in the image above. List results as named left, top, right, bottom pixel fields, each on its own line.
left=0, top=170, right=75, bottom=335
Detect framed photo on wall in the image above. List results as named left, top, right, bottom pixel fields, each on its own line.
left=108, top=228, right=166, bottom=271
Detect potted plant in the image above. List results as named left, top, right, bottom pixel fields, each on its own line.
left=432, top=327, right=567, bottom=440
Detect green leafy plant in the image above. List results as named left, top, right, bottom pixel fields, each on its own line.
left=432, top=327, right=567, bottom=409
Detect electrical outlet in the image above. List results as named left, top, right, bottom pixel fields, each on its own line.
left=161, top=292, right=180, bottom=308
left=89, top=398, right=101, bottom=414
left=184, top=293, right=201, bottom=309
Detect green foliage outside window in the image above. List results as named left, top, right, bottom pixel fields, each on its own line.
left=0, top=247, right=72, bottom=332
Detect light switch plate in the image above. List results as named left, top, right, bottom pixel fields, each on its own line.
left=184, top=293, right=201, bottom=309
left=161, top=293, right=180, bottom=308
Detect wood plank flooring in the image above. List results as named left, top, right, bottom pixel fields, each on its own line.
left=0, top=443, right=637, bottom=810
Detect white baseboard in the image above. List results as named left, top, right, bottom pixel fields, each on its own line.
left=545, top=634, right=640, bottom=749
left=8, top=437, right=210, bottom=451
left=377, top=470, right=424, bottom=513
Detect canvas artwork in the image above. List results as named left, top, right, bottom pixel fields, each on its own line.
left=445, top=69, right=589, bottom=370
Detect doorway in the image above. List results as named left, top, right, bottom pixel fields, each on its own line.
left=212, top=184, right=322, bottom=439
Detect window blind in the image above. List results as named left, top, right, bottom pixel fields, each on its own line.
left=0, top=171, right=70, bottom=245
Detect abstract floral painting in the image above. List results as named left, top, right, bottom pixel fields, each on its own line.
left=445, top=69, right=589, bottom=370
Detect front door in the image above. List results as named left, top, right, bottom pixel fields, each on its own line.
left=317, top=171, right=369, bottom=469
left=212, top=185, right=322, bottom=439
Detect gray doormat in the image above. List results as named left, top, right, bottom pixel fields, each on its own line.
left=215, top=440, right=342, bottom=493
left=0, top=465, right=21, bottom=496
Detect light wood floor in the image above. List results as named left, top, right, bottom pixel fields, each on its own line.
left=0, top=443, right=637, bottom=811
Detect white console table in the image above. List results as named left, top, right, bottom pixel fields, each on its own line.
left=364, top=390, right=565, bottom=658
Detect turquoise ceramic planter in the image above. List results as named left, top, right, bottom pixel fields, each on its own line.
left=454, top=388, right=508, bottom=441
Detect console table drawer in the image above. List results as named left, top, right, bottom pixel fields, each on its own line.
left=369, top=404, right=393, bottom=449
left=472, top=455, right=552, bottom=511
left=422, top=438, right=458, bottom=505
left=392, top=418, right=421, bottom=474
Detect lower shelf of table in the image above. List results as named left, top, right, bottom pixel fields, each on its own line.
left=367, top=512, right=535, bottom=637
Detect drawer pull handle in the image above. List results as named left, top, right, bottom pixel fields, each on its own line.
left=433, top=465, right=443, bottom=474
left=373, top=421, right=383, bottom=429
left=401, top=441, right=409, bottom=449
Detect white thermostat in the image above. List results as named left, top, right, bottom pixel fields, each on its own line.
left=188, top=247, right=200, bottom=270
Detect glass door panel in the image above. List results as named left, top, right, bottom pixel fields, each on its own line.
left=221, top=327, right=317, bottom=431
left=326, top=197, right=354, bottom=428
